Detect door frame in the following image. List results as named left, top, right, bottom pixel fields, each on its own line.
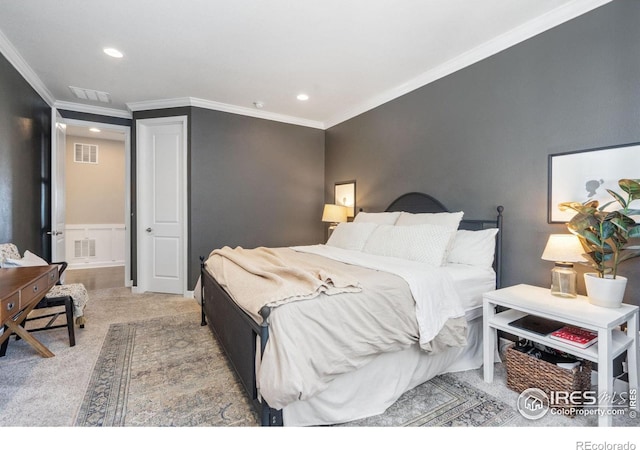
left=135, top=115, right=189, bottom=296
left=52, top=114, right=133, bottom=287
left=51, top=108, right=66, bottom=263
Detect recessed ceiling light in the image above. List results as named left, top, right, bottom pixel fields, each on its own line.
left=297, top=93, right=309, bottom=101
left=103, top=47, right=123, bottom=58
left=89, top=128, right=101, bottom=133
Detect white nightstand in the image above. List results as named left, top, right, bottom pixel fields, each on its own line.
left=483, top=284, right=639, bottom=426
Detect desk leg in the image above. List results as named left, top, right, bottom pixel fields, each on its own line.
left=627, top=312, right=639, bottom=412
left=2, top=306, right=54, bottom=358
left=597, top=327, right=613, bottom=427
left=483, top=300, right=495, bottom=383
left=0, top=325, right=9, bottom=356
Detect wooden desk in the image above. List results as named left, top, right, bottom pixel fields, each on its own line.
left=0, top=265, right=59, bottom=357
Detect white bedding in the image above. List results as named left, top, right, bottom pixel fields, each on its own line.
left=442, top=263, right=496, bottom=320
left=252, top=245, right=468, bottom=410
left=202, top=242, right=498, bottom=423
left=282, top=316, right=491, bottom=426
left=291, top=244, right=466, bottom=347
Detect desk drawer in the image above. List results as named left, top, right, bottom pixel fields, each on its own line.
left=1, top=292, right=20, bottom=323
left=47, top=269, right=58, bottom=287
left=20, top=274, right=49, bottom=308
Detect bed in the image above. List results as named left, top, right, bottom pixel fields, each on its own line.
left=199, top=192, right=504, bottom=426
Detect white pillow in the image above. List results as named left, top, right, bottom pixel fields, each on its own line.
left=362, top=223, right=455, bottom=266
left=353, top=211, right=401, bottom=225
left=396, top=211, right=464, bottom=229
left=446, top=228, right=499, bottom=268
left=4, top=250, right=49, bottom=267
left=397, top=211, right=464, bottom=261
left=326, top=222, right=379, bottom=251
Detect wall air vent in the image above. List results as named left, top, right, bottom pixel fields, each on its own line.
left=74, top=239, right=96, bottom=258
left=74, top=143, right=98, bottom=164
left=69, top=86, right=112, bottom=103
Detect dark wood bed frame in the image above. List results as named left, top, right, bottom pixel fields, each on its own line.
left=200, top=192, right=504, bottom=426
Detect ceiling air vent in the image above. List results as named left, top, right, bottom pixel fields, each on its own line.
left=69, top=86, right=112, bottom=103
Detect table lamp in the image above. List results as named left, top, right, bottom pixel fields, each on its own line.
left=322, top=204, right=348, bottom=237
left=541, top=234, right=587, bottom=298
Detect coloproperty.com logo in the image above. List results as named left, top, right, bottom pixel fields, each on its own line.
left=517, top=388, right=550, bottom=420
left=517, top=387, right=637, bottom=420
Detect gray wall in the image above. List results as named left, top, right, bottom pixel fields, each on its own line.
left=133, top=107, right=325, bottom=289
left=190, top=108, right=325, bottom=288
left=325, top=0, right=640, bottom=305
left=0, top=53, right=51, bottom=257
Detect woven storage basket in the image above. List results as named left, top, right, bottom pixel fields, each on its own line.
left=505, top=345, right=591, bottom=411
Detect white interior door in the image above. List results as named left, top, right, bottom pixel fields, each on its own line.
left=51, top=109, right=66, bottom=263
left=137, top=116, right=187, bottom=295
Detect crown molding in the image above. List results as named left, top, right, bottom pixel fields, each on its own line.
left=126, top=97, right=191, bottom=112
left=324, top=0, right=613, bottom=129
left=54, top=100, right=132, bottom=119
left=127, top=97, right=325, bottom=130
left=0, top=29, right=55, bottom=106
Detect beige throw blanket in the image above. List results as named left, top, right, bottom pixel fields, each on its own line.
left=205, top=246, right=362, bottom=323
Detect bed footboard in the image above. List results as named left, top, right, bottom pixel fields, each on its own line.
left=200, top=258, right=283, bottom=426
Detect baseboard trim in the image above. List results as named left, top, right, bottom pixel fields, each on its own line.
left=68, top=262, right=125, bottom=270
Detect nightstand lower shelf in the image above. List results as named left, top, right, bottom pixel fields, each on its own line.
left=490, top=308, right=634, bottom=362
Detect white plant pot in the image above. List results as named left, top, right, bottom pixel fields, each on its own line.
left=583, top=273, right=627, bottom=308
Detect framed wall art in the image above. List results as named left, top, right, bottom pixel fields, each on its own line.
left=334, top=180, right=356, bottom=218
left=547, top=142, right=640, bottom=223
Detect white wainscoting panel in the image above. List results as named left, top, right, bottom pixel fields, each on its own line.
left=65, top=224, right=126, bottom=268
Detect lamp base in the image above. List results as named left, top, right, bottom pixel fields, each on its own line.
left=549, top=263, right=577, bottom=298
left=327, top=223, right=338, bottom=238
left=550, top=291, right=577, bottom=299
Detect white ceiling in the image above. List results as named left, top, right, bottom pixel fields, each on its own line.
left=65, top=124, right=126, bottom=142
left=0, top=0, right=611, bottom=129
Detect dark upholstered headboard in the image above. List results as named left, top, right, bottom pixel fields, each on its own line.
left=384, top=192, right=504, bottom=288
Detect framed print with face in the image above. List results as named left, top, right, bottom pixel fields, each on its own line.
left=548, top=142, right=640, bottom=223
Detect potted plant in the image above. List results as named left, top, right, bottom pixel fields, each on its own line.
left=559, top=178, right=640, bottom=307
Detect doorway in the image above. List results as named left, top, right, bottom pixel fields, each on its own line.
left=135, top=116, right=188, bottom=295
left=52, top=114, right=132, bottom=288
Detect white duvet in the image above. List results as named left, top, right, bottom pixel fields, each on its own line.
left=255, top=245, right=467, bottom=410
left=291, top=245, right=466, bottom=347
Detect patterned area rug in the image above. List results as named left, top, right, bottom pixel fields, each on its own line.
left=75, top=312, right=515, bottom=427
left=341, top=374, right=516, bottom=426
left=75, top=313, right=258, bottom=426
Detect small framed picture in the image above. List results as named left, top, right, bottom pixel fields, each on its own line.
left=334, top=180, right=356, bottom=218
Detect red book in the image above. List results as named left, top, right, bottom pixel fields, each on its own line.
left=549, top=325, right=598, bottom=349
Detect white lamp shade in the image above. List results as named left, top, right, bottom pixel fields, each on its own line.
left=541, top=234, right=587, bottom=263
left=322, top=204, right=348, bottom=223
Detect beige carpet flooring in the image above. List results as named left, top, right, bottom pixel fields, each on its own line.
left=0, top=284, right=637, bottom=443
left=0, top=287, right=199, bottom=426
